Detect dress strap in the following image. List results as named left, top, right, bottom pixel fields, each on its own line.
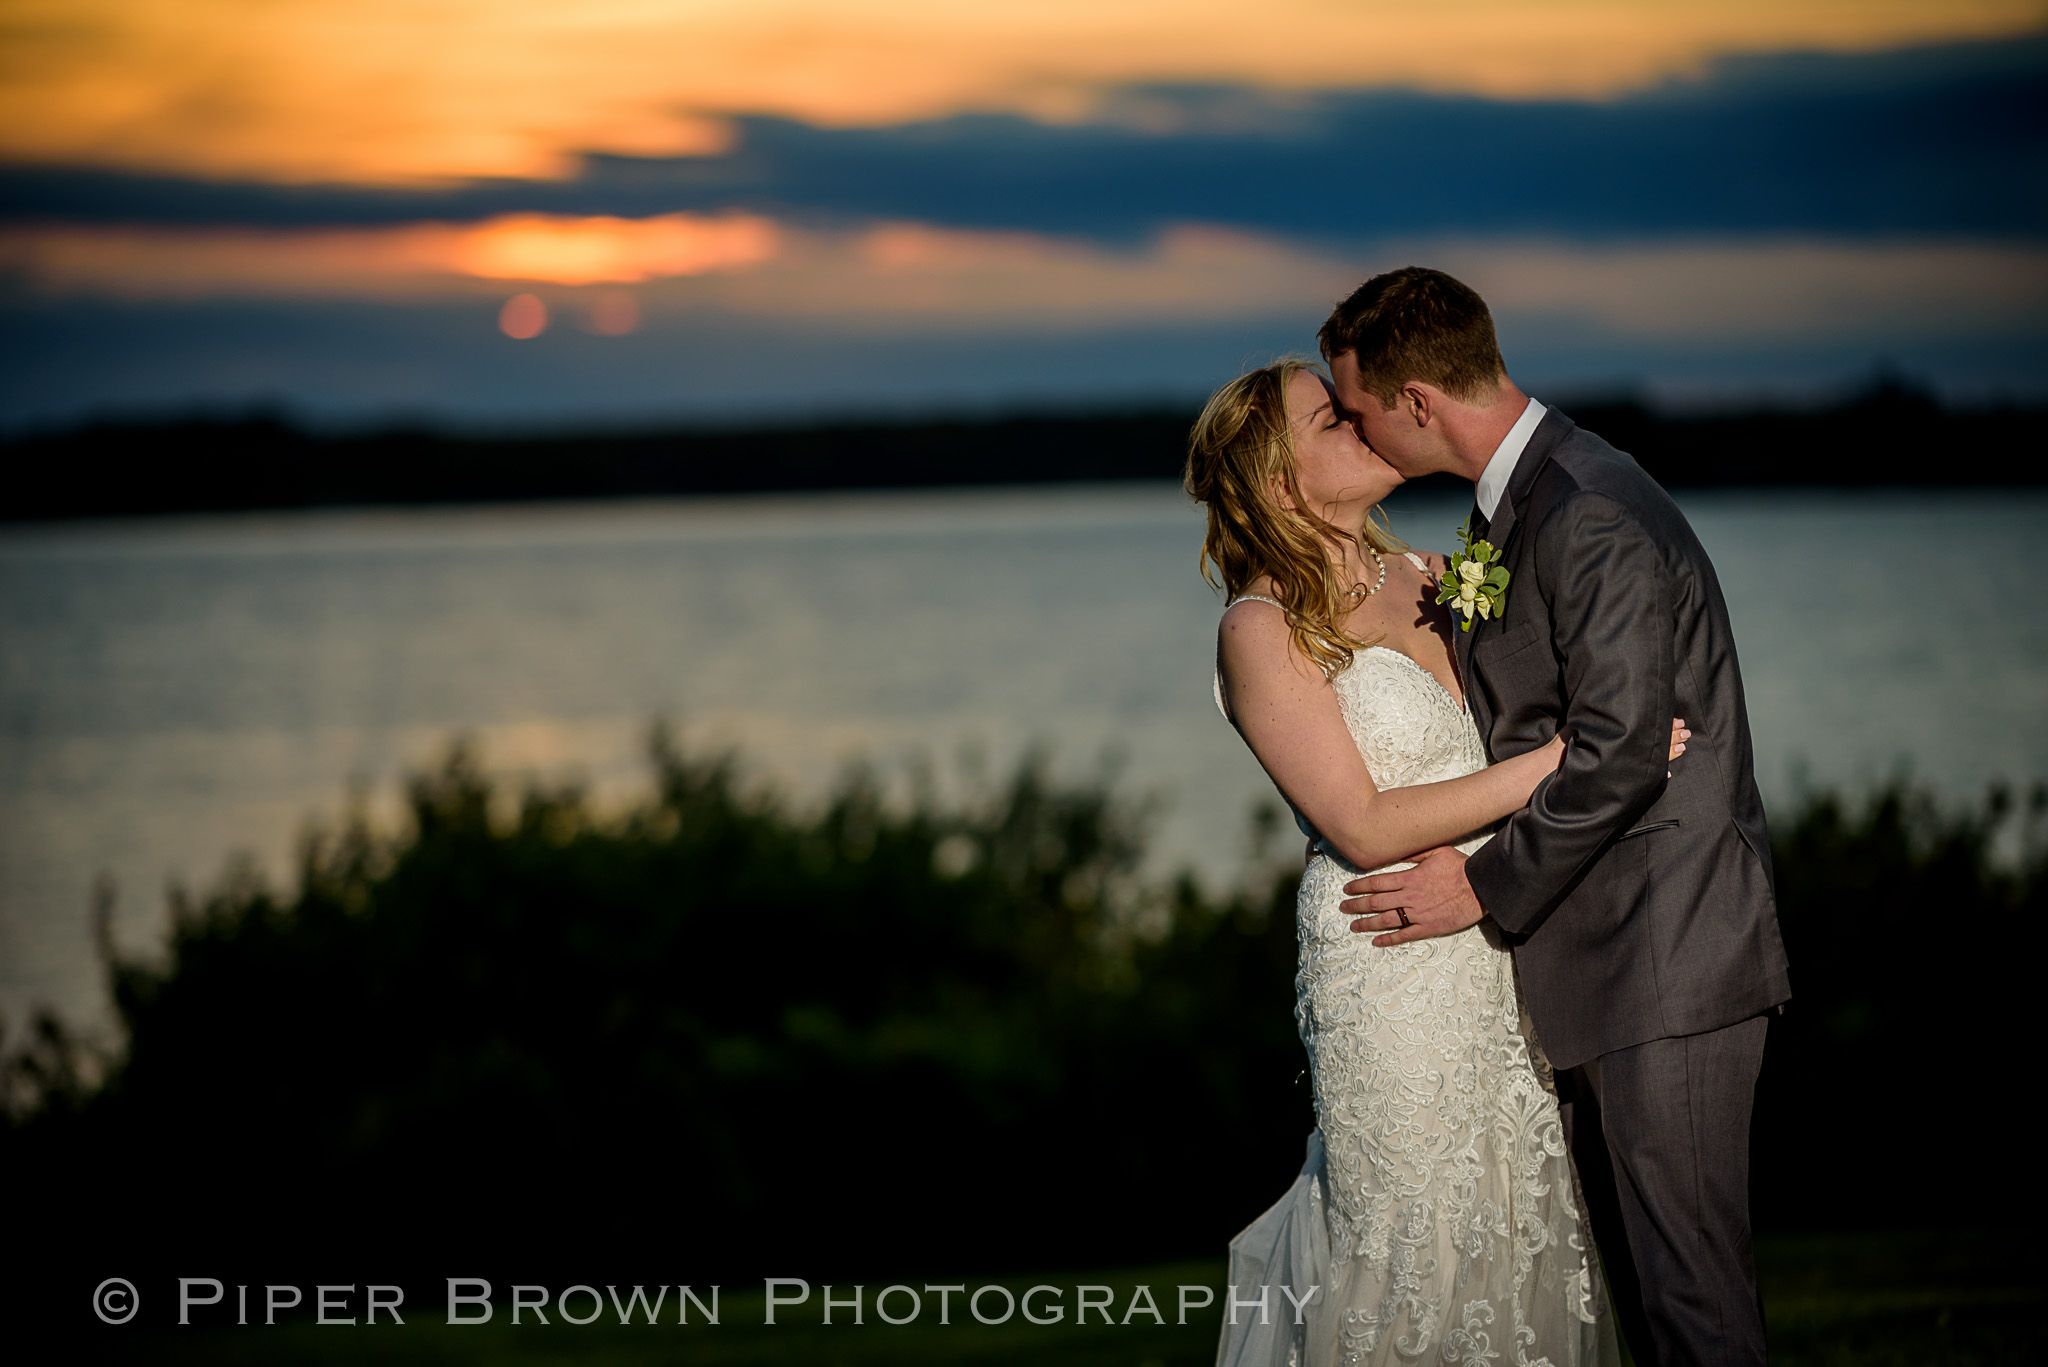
left=1216, top=594, right=1286, bottom=723
left=1402, top=551, right=1431, bottom=574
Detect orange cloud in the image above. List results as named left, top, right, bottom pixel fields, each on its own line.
left=450, top=214, right=777, bottom=285
left=0, top=212, right=779, bottom=296
left=682, top=225, right=2048, bottom=340
left=12, top=213, right=2037, bottom=350
left=0, top=1, right=2038, bottom=185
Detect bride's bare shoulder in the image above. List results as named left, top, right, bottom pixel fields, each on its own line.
left=1218, top=586, right=1287, bottom=640
left=1217, top=586, right=1319, bottom=680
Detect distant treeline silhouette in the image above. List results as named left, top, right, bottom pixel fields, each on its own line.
left=4, top=740, right=2042, bottom=1294
left=4, top=377, right=2042, bottom=521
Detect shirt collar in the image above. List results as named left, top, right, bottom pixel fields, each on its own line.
left=1474, top=397, right=1545, bottom=522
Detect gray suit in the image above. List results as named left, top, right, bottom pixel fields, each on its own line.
left=1457, top=409, right=1790, bottom=1367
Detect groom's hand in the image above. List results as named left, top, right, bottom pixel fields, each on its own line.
left=1342, top=847, right=1485, bottom=946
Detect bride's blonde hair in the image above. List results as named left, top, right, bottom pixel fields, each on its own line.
left=1183, top=358, right=1405, bottom=678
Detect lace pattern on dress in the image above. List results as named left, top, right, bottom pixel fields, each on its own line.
left=1215, top=573, right=1614, bottom=1367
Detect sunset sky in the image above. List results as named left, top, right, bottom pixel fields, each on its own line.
left=2, top=0, right=2043, bottom=427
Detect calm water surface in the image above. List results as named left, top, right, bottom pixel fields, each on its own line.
left=4, top=483, right=2045, bottom=1038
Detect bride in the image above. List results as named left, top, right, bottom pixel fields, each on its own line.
left=1186, top=360, right=1667, bottom=1367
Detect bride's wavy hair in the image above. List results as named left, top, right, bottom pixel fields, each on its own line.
left=1183, top=357, right=1405, bottom=679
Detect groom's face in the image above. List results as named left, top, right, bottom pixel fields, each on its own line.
left=1330, top=350, right=1432, bottom=478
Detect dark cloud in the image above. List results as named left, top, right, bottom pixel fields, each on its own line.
left=3, top=35, right=2041, bottom=241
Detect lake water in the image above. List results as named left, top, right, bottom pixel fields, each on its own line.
left=4, top=483, right=2045, bottom=1042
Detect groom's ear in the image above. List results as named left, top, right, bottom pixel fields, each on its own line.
left=1400, top=382, right=1435, bottom=429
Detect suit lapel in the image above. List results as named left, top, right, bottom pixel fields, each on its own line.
left=1456, top=408, right=1576, bottom=744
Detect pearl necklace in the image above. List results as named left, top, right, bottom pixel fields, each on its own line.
left=1346, top=545, right=1387, bottom=600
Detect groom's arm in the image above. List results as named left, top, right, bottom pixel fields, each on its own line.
left=1463, top=490, right=1675, bottom=936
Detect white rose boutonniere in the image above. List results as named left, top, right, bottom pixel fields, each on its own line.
left=1437, top=518, right=1509, bottom=631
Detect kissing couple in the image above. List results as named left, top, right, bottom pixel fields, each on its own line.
left=1190, top=268, right=1792, bottom=1367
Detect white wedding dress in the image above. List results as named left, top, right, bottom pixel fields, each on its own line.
left=1214, top=561, right=1619, bottom=1367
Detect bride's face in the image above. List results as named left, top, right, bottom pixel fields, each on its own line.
left=1281, top=369, right=1402, bottom=524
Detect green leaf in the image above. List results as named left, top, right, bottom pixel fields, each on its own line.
left=1485, top=567, right=1511, bottom=589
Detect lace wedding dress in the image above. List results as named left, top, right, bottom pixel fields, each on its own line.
left=1214, top=560, right=1618, bottom=1367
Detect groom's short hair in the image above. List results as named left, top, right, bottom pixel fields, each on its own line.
left=1318, top=267, right=1506, bottom=407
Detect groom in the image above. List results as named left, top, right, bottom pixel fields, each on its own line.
left=1324, top=268, right=1791, bottom=1367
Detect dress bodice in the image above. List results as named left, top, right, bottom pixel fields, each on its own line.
left=1215, top=570, right=1493, bottom=864
left=1328, top=645, right=1489, bottom=794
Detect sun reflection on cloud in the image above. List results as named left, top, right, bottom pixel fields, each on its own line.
left=450, top=214, right=777, bottom=284
left=0, top=212, right=780, bottom=294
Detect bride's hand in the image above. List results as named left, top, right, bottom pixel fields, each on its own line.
left=1540, top=718, right=1688, bottom=768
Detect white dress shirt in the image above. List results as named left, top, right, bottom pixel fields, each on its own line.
left=1474, top=397, right=1547, bottom=521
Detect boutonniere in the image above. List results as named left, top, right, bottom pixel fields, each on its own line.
left=1437, top=518, right=1509, bottom=631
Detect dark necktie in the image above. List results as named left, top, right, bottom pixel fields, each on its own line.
left=1469, top=499, right=1490, bottom=543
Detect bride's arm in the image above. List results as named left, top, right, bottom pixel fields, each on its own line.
left=1219, top=602, right=1569, bottom=870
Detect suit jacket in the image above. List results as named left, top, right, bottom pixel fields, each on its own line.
left=1459, top=409, right=1791, bottom=1070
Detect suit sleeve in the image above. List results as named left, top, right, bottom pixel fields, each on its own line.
left=1465, top=491, right=1674, bottom=935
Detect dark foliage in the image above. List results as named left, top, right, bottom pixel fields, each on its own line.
left=3, top=380, right=2043, bottom=522
left=5, top=748, right=2042, bottom=1305
left=1750, top=778, right=2046, bottom=1231
left=3, top=738, right=1309, bottom=1286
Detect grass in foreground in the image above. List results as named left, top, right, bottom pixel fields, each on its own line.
left=1752, top=1231, right=2043, bottom=1367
